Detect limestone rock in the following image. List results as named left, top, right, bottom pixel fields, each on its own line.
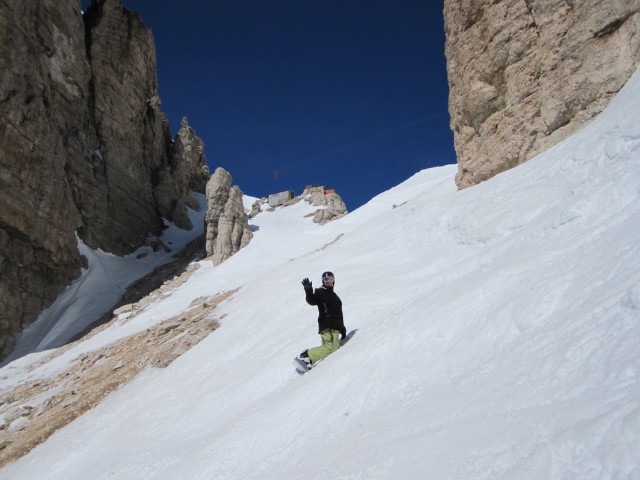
left=302, top=186, right=348, bottom=224
left=155, top=117, right=210, bottom=230
left=205, top=168, right=253, bottom=266
left=0, top=0, right=211, bottom=361
left=82, top=0, right=171, bottom=252
left=0, top=0, right=92, bottom=360
left=249, top=198, right=268, bottom=218
left=444, top=0, right=640, bottom=188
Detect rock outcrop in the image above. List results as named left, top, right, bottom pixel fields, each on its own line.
left=444, top=0, right=640, bottom=188
left=249, top=187, right=348, bottom=224
left=0, top=0, right=209, bottom=361
left=205, top=168, right=253, bottom=266
left=303, top=186, right=348, bottom=224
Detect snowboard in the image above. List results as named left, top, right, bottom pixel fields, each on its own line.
left=294, top=329, right=358, bottom=375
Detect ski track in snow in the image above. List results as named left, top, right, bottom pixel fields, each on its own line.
left=2, top=69, right=640, bottom=479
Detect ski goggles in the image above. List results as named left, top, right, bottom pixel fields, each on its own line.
left=322, top=276, right=335, bottom=283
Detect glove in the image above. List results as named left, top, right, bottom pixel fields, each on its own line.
left=301, top=278, right=312, bottom=290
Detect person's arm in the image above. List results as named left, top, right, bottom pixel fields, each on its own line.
left=301, top=278, right=317, bottom=305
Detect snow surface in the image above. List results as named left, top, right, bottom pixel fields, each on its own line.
left=1, top=68, right=640, bottom=478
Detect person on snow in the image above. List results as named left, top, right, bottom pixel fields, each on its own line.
left=296, top=271, right=347, bottom=370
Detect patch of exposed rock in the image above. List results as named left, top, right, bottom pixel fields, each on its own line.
left=444, top=0, right=640, bottom=188
left=205, top=168, right=253, bottom=266
left=0, top=279, right=238, bottom=467
left=0, top=0, right=210, bottom=360
left=302, top=186, right=348, bottom=224
left=249, top=198, right=268, bottom=218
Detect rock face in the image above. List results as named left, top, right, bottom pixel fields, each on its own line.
left=81, top=0, right=171, bottom=252
left=0, top=0, right=89, bottom=362
left=0, top=0, right=209, bottom=360
left=444, top=0, right=640, bottom=188
left=205, top=168, right=253, bottom=266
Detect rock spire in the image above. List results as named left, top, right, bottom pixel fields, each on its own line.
left=204, top=168, right=253, bottom=266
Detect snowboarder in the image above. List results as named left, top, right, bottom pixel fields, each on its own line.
left=296, top=271, right=347, bottom=371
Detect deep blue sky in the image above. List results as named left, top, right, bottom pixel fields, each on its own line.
left=84, top=0, right=455, bottom=211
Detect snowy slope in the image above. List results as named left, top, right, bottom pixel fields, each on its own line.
left=1, top=67, right=640, bottom=478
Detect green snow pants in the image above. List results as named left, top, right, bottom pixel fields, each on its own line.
left=307, top=328, right=341, bottom=365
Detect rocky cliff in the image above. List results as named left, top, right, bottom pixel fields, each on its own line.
left=444, top=0, right=640, bottom=188
left=0, top=0, right=209, bottom=360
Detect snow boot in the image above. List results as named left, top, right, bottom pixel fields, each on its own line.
left=295, top=350, right=312, bottom=371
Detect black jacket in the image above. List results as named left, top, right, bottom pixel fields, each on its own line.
left=305, top=285, right=346, bottom=337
